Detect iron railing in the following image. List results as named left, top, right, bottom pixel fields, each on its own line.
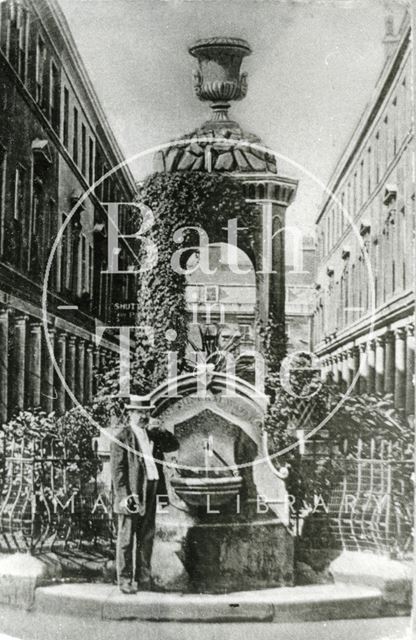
left=292, top=434, right=413, bottom=559
left=0, top=432, right=114, bottom=554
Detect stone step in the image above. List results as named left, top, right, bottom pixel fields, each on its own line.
left=34, top=583, right=384, bottom=623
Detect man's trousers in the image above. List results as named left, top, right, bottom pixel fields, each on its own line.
left=116, top=479, right=158, bottom=586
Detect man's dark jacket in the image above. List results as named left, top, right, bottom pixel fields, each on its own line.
left=111, top=426, right=179, bottom=514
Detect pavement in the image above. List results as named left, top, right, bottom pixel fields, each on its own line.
left=33, top=582, right=386, bottom=623
left=0, top=607, right=411, bottom=640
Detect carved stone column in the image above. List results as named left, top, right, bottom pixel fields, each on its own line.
left=331, top=355, right=338, bottom=382
left=66, top=336, right=76, bottom=409
left=41, top=326, right=55, bottom=414
left=375, top=336, right=385, bottom=394
left=84, top=343, right=94, bottom=404
left=367, top=339, right=376, bottom=394
left=0, top=308, right=9, bottom=422
left=341, top=351, right=349, bottom=391
left=333, top=353, right=342, bottom=387
left=93, top=346, right=100, bottom=395
left=27, top=321, right=42, bottom=408
left=75, top=338, right=85, bottom=405
left=406, top=324, right=415, bottom=416
left=323, top=358, right=331, bottom=382
left=384, top=331, right=395, bottom=395
left=11, top=314, right=27, bottom=412
left=358, top=343, right=368, bottom=394
left=99, top=349, right=107, bottom=373
left=394, top=328, right=406, bottom=409
left=324, top=356, right=333, bottom=384
left=55, top=331, right=67, bottom=415
left=347, top=346, right=359, bottom=391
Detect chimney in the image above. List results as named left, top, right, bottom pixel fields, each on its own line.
left=383, top=13, right=400, bottom=58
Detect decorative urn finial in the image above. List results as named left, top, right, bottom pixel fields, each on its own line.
left=189, top=37, right=252, bottom=122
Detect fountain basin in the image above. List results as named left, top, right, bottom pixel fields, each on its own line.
left=171, top=475, right=243, bottom=508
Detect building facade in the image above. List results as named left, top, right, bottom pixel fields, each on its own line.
left=313, top=13, right=414, bottom=416
left=185, top=242, right=257, bottom=371
left=286, top=235, right=315, bottom=353
left=0, top=0, right=137, bottom=421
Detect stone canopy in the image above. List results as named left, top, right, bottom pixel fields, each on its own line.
left=153, top=121, right=277, bottom=175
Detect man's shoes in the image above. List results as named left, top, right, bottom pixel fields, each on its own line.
left=136, top=577, right=153, bottom=591
left=119, top=581, right=138, bottom=595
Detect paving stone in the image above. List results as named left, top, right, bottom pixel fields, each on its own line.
left=330, top=551, right=412, bottom=607
left=0, top=553, right=61, bottom=610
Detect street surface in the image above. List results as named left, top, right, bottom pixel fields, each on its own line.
left=0, top=608, right=410, bottom=640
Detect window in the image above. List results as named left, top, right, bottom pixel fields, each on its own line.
left=48, top=198, right=55, bottom=243
left=81, top=124, right=86, bottom=176
left=353, top=172, right=357, bottom=212
left=392, top=97, right=398, bottom=156
left=359, top=160, right=364, bottom=205
left=0, top=147, right=6, bottom=253
left=72, top=107, right=78, bottom=164
left=31, top=176, right=41, bottom=236
left=30, top=173, right=43, bottom=271
left=81, top=235, right=87, bottom=292
left=99, top=269, right=108, bottom=319
left=401, top=207, right=406, bottom=289
left=61, top=213, right=69, bottom=291
left=35, top=36, right=46, bottom=106
left=375, top=132, right=380, bottom=183
left=326, top=216, right=330, bottom=254
left=50, top=62, right=60, bottom=132
left=402, top=78, right=408, bottom=139
left=345, top=184, right=350, bottom=229
left=384, top=115, right=389, bottom=170
left=103, top=165, right=110, bottom=201
left=1, top=1, right=11, bottom=59
left=239, top=324, right=253, bottom=342
left=16, top=3, right=28, bottom=80
left=204, top=285, right=219, bottom=302
left=367, top=148, right=371, bottom=195
left=14, top=164, right=26, bottom=221
left=89, top=245, right=93, bottom=294
left=71, top=231, right=80, bottom=294
left=63, top=87, right=69, bottom=148
left=344, top=268, right=349, bottom=323
left=88, top=137, right=94, bottom=184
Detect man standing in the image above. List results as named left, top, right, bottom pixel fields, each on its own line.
left=111, top=402, right=179, bottom=594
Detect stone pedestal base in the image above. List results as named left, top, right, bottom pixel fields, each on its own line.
left=153, top=508, right=293, bottom=593
left=185, top=521, right=294, bottom=593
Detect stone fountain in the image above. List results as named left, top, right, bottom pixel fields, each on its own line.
left=126, top=37, right=298, bottom=593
